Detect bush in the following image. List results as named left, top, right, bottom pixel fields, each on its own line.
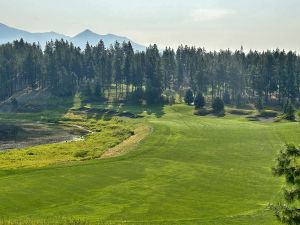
left=194, top=93, right=205, bottom=109
left=73, top=150, right=89, bottom=158
left=194, top=108, right=211, bottom=116
left=212, top=97, right=225, bottom=114
left=259, top=110, right=278, bottom=118
left=255, top=98, right=264, bottom=111
left=285, top=101, right=296, bottom=121
left=228, top=109, right=253, bottom=115
left=128, top=88, right=144, bottom=103
left=184, top=89, right=194, bottom=105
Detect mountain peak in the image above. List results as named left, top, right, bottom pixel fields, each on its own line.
left=80, top=29, right=93, bottom=34
left=0, top=22, right=146, bottom=51
left=72, top=29, right=101, bottom=40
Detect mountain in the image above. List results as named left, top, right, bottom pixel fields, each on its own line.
left=0, top=23, right=146, bottom=51
left=71, top=29, right=146, bottom=51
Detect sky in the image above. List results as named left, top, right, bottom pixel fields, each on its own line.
left=0, top=0, right=299, bottom=52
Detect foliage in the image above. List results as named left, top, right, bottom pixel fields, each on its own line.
left=259, top=110, right=279, bottom=118
left=194, top=108, right=211, bottom=116
left=272, top=144, right=300, bottom=225
left=283, top=101, right=296, bottom=121
left=223, top=91, right=231, bottom=104
left=194, top=93, right=205, bottom=109
left=2, top=40, right=300, bottom=108
left=212, top=97, right=225, bottom=114
left=256, top=97, right=264, bottom=111
left=184, top=89, right=194, bottom=105
left=228, top=108, right=254, bottom=115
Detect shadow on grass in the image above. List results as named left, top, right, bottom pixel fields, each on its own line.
left=86, top=101, right=166, bottom=119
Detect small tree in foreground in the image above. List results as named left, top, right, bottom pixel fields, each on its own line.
left=194, top=93, right=205, bottom=109
left=212, top=97, right=224, bottom=114
left=184, top=89, right=194, bottom=105
left=272, top=144, right=300, bottom=225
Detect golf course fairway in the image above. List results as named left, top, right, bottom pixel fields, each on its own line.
left=1, top=104, right=299, bottom=224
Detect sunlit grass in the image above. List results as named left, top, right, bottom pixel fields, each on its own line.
left=0, top=116, right=134, bottom=169
left=1, top=104, right=299, bottom=224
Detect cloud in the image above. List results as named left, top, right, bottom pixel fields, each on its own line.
left=191, top=8, right=235, bottom=22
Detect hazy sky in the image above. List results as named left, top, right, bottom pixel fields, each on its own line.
left=0, top=0, right=299, bottom=51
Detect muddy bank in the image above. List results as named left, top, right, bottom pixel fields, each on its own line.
left=0, top=122, right=89, bottom=151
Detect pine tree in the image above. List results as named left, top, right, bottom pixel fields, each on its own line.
left=145, top=44, right=162, bottom=104
left=184, top=89, right=194, bottom=105
left=212, top=97, right=225, bottom=114
left=255, top=97, right=264, bottom=111
left=272, top=144, right=300, bottom=225
left=284, top=101, right=295, bottom=121
left=194, top=93, right=205, bottom=109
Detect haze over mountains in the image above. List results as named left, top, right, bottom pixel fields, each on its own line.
left=0, top=23, right=146, bottom=51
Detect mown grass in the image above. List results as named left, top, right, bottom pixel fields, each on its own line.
left=1, top=104, right=300, bottom=224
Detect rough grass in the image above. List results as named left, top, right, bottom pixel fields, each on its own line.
left=1, top=104, right=300, bottom=224
left=0, top=115, right=134, bottom=169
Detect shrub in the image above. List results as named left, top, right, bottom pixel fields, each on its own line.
left=194, top=93, right=205, bottom=109
left=259, top=110, right=278, bottom=118
left=228, top=109, right=253, bottom=115
left=73, top=150, right=89, bottom=158
left=284, top=101, right=295, bottom=121
left=212, top=97, right=225, bottom=114
left=255, top=97, right=264, bottom=111
left=184, top=89, right=194, bottom=105
left=194, top=108, right=211, bottom=116
left=128, top=88, right=144, bottom=103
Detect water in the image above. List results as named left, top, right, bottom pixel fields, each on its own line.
left=0, top=122, right=89, bottom=151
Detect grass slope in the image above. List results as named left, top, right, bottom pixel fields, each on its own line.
left=1, top=104, right=300, bottom=224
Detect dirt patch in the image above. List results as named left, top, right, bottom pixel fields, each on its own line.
left=101, top=125, right=152, bottom=159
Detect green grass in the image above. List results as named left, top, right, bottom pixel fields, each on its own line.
left=1, top=104, right=300, bottom=224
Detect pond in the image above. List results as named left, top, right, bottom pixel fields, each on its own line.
left=0, top=122, right=89, bottom=151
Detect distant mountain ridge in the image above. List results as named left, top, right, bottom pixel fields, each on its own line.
left=0, top=23, right=146, bottom=51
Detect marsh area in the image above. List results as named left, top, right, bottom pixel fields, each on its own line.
left=0, top=122, right=89, bottom=151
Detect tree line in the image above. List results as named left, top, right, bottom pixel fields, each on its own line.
left=0, top=39, right=300, bottom=107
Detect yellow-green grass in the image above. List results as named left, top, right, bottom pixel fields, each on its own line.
left=1, top=104, right=300, bottom=224
left=0, top=116, right=134, bottom=169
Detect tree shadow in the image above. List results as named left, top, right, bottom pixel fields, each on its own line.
left=86, top=101, right=166, bottom=119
